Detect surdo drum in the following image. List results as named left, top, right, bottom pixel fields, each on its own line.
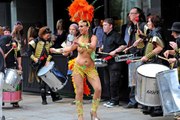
left=3, top=69, right=21, bottom=91
left=156, top=69, right=180, bottom=116
left=136, top=64, right=169, bottom=106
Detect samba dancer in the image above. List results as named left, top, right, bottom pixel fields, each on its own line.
left=51, top=1, right=101, bottom=119
left=28, top=26, right=62, bottom=105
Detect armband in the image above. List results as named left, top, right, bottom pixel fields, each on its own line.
left=145, top=52, right=156, bottom=59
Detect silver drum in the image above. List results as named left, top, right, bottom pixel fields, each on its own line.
left=37, top=61, right=67, bottom=92
left=3, top=69, right=21, bottom=91
left=136, top=64, right=169, bottom=106
left=94, top=59, right=107, bottom=67
left=156, top=69, right=180, bottom=116
left=128, top=61, right=142, bottom=87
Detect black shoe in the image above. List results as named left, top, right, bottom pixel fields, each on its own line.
left=42, top=100, right=47, bottom=105
left=11, top=102, right=20, bottom=108
left=52, top=96, right=62, bottom=102
left=150, top=109, right=163, bottom=117
left=142, top=106, right=153, bottom=115
left=124, top=103, right=138, bottom=109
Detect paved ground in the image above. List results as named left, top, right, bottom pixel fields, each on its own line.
left=1, top=92, right=175, bottom=120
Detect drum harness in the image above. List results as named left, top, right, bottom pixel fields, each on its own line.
left=32, top=39, right=48, bottom=69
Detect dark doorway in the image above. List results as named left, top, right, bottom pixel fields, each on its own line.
left=161, top=0, right=180, bottom=49
left=161, top=0, right=180, bottom=29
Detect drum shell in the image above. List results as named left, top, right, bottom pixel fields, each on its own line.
left=95, top=59, right=107, bottom=67
left=135, top=64, right=169, bottom=106
left=128, top=61, right=142, bottom=87
left=3, top=69, right=21, bottom=91
left=156, top=69, right=180, bottom=116
left=37, top=61, right=67, bottom=92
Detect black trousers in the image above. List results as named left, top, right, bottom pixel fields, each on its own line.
left=103, top=62, right=124, bottom=102
left=39, top=80, right=58, bottom=101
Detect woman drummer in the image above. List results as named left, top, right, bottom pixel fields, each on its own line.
left=134, top=15, right=165, bottom=116
left=50, top=20, right=102, bottom=120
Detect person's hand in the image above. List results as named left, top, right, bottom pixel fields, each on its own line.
left=34, top=58, right=38, bottom=63
left=109, top=50, right=116, bottom=57
left=163, top=50, right=169, bottom=58
left=168, top=58, right=176, bottom=64
left=141, top=56, right=148, bottom=62
left=45, top=61, right=50, bottom=66
left=169, top=41, right=177, bottom=50
left=137, top=29, right=143, bottom=35
left=123, top=47, right=129, bottom=53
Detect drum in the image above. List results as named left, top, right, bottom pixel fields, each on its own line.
left=136, top=64, right=169, bottom=106
left=3, top=69, right=21, bottom=91
left=37, top=61, right=68, bottom=92
left=94, top=58, right=107, bottom=67
left=156, top=69, right=180, bottom=116
left=115, top=54, right=134, bottom=62
left=128, top=61, right=142, bottom=87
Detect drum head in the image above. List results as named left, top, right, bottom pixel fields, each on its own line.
left=37, top=61, right=54, bottom=76
left=137, top=64, right=169, bottom=78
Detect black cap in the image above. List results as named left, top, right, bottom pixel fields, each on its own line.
left=168, top=22, right=180, bottom=32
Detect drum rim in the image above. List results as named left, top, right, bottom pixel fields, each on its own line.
left=37, top=61, right=54, bottom=76
left=137, top=63, right=169, bottom=78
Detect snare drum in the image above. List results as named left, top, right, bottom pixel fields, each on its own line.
left=136, top=64, right=169, bottom=106
left=115, top=54, right=134, bottom=62
left=3, top=69, right=21, bottom=91
left=156, top=69, right=180, bottom=116
left=37, top=61, right=67, bottom=92
left=94, top=59, right=107, bottom=67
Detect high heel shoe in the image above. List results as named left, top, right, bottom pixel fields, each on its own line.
left=90, top=111, right=100, bottom=120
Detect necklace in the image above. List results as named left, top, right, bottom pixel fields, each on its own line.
left=82, top=34, right=89, bottom=39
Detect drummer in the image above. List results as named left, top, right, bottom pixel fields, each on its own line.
left=100, top=18, right=127, bottom=108
left=136, top=15, right=165, bottom=116
left=164, top=22, right=180, bottom=78
left=123, top=7, right=147, bottom=109
left=0, top=28, right=22, bottom=107
left=28, top=26, right=62, bottom=105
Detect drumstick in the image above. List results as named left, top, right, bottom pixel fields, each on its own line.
left=157, top=55, right=169, bottom=61
left=123, top=45, right=134, bottom=53
left=126, top=59, right=141, bottom=64
left=4, top=47, right=14, bottom=58
left=97, top=52, right=110, bottom=55
left=157, top=55, right=174, bottom=69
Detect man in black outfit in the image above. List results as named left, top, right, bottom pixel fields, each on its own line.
left=100, top=18, right=127, bottom=108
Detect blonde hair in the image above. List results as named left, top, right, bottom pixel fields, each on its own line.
left=56, top=19, right=64, bottom=30
left=27, top=26, right=37, bottom=42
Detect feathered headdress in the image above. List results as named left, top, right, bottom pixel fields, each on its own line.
left=68, top=0, right=94, bottom=23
